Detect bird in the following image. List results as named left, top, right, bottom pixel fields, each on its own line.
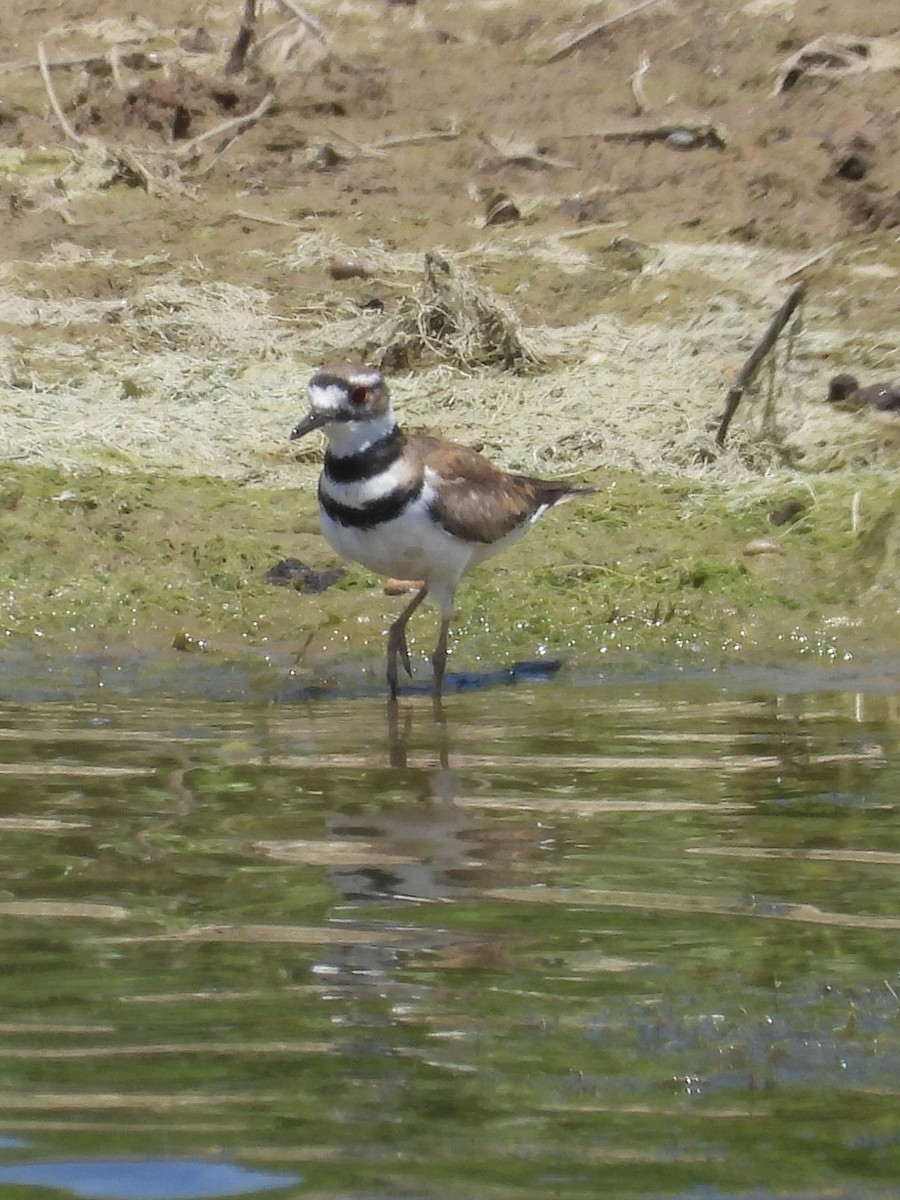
left=290, top=362, right=595, bottom=700
left=826, top=373, right=900, bottom=413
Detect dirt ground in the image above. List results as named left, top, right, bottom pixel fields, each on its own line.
left=0, top=0, right=899, bottom=678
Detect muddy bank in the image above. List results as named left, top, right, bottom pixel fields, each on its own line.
left=0, top=462, right=898, bottom=689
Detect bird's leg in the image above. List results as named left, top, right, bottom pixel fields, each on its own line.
left=386, top=584, right=428, bottom=699
left=431, top=616, right=451, bottom=702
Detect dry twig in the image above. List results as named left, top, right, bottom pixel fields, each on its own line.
left=324, top=128, right=387, bottom=159
left=777, top=245, right=835, bottom=282
left=629, top=52, right=652, bottom=115
left=257, top=17, right=300, bottom=48
left=177, top=92, right=275, bottom=159
left=773, top=34, right=900, bottom=95
left=544, top=0, right=663, bottom=65
left=2, top=52, right=109, bottom=74
left=483, top=133, right=573, bottom=169
left=325, top=121, right=461, bottom=160
left=556, top=221, right=628, bottom=239
left=371, top=122, right=461, bottom=151
left=225, top=0, right=258, bottom=75
left=715, top=283, right=807, bottom=448
left=231, top=208, right=311, bottom=228
left=107, top=45, right=126, bottom=93
left=277, top=0, right=329, bottom=44
left=117, top=146, right=197, bottom=199
left=556, top=117, right=725, bottom=147
left=37, top=39, right=86, bottom=145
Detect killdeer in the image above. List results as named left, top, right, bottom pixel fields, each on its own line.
left=290, top=363, right=595, bottom=699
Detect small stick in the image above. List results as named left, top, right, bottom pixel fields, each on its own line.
left=36, top=39, right=86, bottom=145
left=629, top=51, right=652, bottom=115
left=276, top=0, right=329, bottom=43
left=544, top=0, right=663, bottom=65
left=777, top=245, right=834, bottom=282
left=231, top=208, right=311, bottom=228
left=850, top=490, right=861, bottom=534
left=257, top=16, right=300, bottom=47
left=483, top=133, right=572, bottom=168
left=324, top=127, right=386, bottom=158
left=715, top=282, right=807, bottom=447
left=1, top=53, right=107, bottom=74
left=177, top=92, right=274, bottom=158
left=116, top=146, right=197, bottom=199
left=555, top=118, right=725, bottom=146
left=107, top=45, right=126, bottom=92
left=371, top=122, right=461, bottom=150
left=324, top=122, right=461, bottom=160
left=225, top=0, right=258, bottom=75
left=555, top=220, right=628, bottom=239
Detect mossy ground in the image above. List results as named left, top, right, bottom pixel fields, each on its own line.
left=1, top=462, right=896, bottom=687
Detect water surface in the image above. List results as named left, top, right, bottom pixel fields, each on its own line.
left=0, top=660, right=898, bottom=1200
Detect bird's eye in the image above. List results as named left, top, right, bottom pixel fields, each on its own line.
left=349, top=386, right=369, bottom=405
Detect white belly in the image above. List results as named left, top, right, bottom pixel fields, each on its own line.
left=318, top=490, right=532, bottom=616
left=320, top=497, right=472, bottom=584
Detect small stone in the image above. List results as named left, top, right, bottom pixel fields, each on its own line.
left=742, top=539, right=784, bottom=557
left=329, top=254, right=376, bottom=281
left=665, top=129, right=700, bottom=150
left=308, top=142, right=344, bottom=170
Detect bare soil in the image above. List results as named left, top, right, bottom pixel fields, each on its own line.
left=0, top=0, right=899, bottom=680
left=5, top=0, right=900, bottom=254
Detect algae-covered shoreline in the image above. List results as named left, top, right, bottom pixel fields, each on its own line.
left=1, top=458, right=898, bottom=692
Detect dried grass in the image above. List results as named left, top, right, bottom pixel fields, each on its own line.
left=366, top=252, right=544, bottom=373
left=0, top=234, right=897, bottom=488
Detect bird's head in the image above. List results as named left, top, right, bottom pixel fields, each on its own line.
left=291, top=364, right=392, bottom=441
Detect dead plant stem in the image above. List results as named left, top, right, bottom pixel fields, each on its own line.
left=545, top=0, right=663, bottom=64
left=37, top=40, right=86, bottom=146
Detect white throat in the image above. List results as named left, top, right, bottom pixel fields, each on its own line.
left=324, top=410, right=398, bottom=457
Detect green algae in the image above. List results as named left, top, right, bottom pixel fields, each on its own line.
left=0, top=461, right=896, bottom=680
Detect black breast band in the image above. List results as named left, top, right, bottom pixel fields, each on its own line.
left=319, top=479, right=423, bottom=529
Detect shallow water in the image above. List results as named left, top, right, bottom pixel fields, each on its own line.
left=0, top=658, right=898, bottom=1200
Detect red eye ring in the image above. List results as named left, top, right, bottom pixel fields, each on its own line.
left=349, top=385, right=369, bottom=405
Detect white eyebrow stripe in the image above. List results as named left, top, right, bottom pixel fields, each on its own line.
left=308, top=382, right=347, bottom=411
left=346, top=370, right=382, bottom=388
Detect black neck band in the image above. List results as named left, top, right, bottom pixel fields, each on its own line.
left=323, top=427, right=403, bottom=484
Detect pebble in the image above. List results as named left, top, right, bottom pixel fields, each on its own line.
left=665, top=129, right=700, bottom=150
left=329, top=255, right=376, bottom=281
left=742, top=539, right=785, bottom=557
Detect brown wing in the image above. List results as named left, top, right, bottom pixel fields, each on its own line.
left=409, top=435, right=593, bottom=545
